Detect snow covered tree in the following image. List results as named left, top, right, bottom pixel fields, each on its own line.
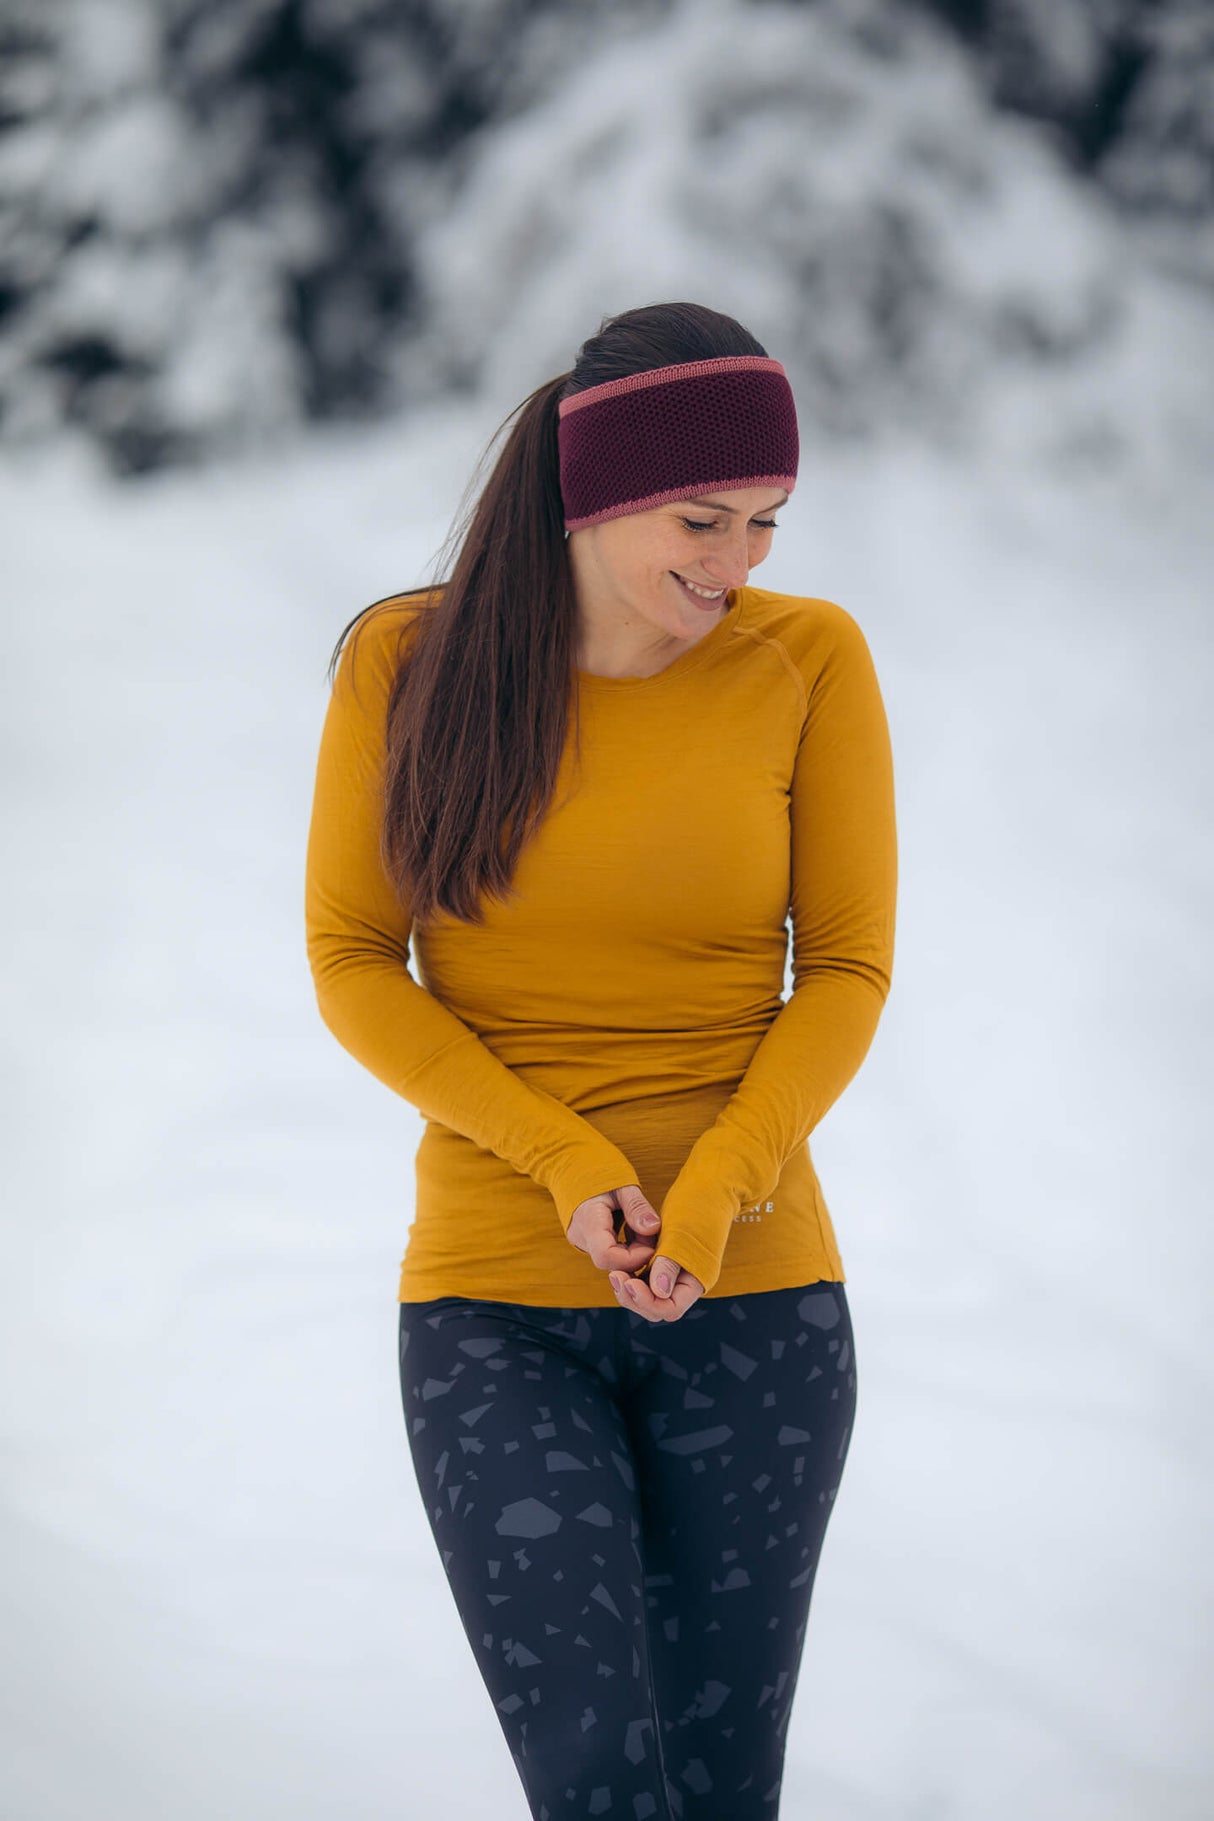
left=0, top=0, right=1208, bottom=476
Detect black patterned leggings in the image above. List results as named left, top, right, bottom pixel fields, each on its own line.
left=397, top=1280, right=857, bottom=1820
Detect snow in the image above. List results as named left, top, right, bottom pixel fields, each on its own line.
left=7, top=0, right=1213, bottom=480
left=2, top=0, right=1214, bottom=1806
left=1, top=376, right=1210, bottom=1818
left=395, top=0, right=1214, bottom=488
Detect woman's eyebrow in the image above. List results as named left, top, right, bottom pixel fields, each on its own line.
left=682, top=492, right=789, bottom=514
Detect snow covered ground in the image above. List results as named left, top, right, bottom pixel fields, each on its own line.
left=1, top=375, right=1210, bottom=1819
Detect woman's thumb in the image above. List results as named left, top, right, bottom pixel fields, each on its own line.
left=617, top=1183, right=660, bottom=1230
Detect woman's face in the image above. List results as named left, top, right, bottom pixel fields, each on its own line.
left=567, top=483, right=788, bottom=650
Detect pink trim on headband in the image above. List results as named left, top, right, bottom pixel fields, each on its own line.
left=558, top=355, right=789, bottom=418
left=564, top=473, right=797, bottom=532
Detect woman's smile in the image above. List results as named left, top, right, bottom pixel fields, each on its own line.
left=671, top=571, right=728, bottom=609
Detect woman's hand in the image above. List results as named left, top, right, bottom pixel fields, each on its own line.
left=608, top=1260, right=705, bottom=1323
left=565, top=1186, right=706, bottom=1323
left=566, top=1184, right=662, bottom=1279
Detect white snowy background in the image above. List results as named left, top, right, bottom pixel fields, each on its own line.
left=2, top=1, right=1212, bottom=1817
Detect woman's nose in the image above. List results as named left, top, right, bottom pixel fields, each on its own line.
left=702, top=542, right=751, bottom=588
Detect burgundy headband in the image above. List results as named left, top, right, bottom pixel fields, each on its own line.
left=557, top=355, right=799, bottom=532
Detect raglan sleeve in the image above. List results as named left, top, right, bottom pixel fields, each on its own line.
left=653, top=603, right=898, bottom=1294
left=304, top=608, right=639, bottom=1231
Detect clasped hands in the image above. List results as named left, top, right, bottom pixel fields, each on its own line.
left=566, top=1184, right=706, bottom=1323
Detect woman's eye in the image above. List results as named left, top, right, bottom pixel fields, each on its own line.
left=679, top=517, right=779, bottom=532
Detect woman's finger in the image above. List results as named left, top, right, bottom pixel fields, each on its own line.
left=569, top=1201, right=654, bottom=1275
left=607, top=1214, right=657, bottom=1275
left=613, top=1213, right=657, bottom=1261
left=609, top=1267, right=700, bottom=1324
left=606, top=1234, right=656, bottom=1274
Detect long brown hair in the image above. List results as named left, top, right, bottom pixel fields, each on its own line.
left=326, top=301, right=770, bottom=929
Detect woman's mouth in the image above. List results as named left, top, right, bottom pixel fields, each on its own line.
left=671, top=572, right=727, bottom=609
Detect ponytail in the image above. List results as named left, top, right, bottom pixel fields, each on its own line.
left=329, top=371, right=579, bottom=929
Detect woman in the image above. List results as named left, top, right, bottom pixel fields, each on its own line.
left=305, top=301, right=897, bottom=1819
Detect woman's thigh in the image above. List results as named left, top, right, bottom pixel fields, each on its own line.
left=620, top=1282, right=858, bottom=1817
left=398, top=1296, right=670, bottom=1819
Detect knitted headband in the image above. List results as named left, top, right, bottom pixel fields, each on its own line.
left=557, top=355, right=799, bottom=532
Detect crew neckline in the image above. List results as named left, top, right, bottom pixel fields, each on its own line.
left=574, top=587, right=745, bottom=692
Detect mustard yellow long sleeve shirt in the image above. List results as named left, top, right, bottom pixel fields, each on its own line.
left=304, top=583, right=897, bottom=1306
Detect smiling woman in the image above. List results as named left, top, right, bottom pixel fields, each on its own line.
left=569, top=481, right=791, bottom=676
left=304, top=299, right=897, bottom=1819
left=554, top=343, right=797, bottom=677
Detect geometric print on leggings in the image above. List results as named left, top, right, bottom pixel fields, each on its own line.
left=399, top=1282, right=857, bottom=1820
